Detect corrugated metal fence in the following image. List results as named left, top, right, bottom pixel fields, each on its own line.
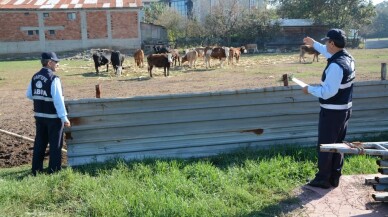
left=65, top=80, right=388, bottom=166
left=365, top=39, right=388, bottom=49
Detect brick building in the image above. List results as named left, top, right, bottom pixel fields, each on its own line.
left=0, top=0, right=143, bottom=54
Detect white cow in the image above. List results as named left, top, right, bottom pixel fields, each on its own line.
left=204, top=47, right=230, bottom=69
left=182, top=50, right=198, bottom=68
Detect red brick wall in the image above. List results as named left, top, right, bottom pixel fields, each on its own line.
left=0, top=10, right=140, bottom=42
left=44, top=12, right=82, bottom=40
left=0, top=13, right=39, bottom=41
left=87, top=11, right=108, bottom=39
left=111, top=11, right=138, bottom=39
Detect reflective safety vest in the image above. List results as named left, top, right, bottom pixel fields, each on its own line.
left=31, top=68, right=58, bottom=118
left=319, top=50, right=355, bottom=110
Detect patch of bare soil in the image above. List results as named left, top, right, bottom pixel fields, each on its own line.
left=0, top=94, right=35, bottom=168
left=282, top=174, right=388, bottom=217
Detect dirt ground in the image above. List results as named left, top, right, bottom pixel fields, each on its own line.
left=285, top=174, right=388, bottom=216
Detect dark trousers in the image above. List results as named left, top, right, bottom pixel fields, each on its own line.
left=315, top=108, right=352, bottom=181
left=32, top=117, right=64, bottom=175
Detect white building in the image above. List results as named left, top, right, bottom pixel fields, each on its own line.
left=143, top=0, right=268, bottom=23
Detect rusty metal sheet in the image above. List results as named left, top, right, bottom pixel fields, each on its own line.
left=65, top=80, right=388, bottom=166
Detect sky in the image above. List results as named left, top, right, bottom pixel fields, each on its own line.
left=372, top=0, right=386, bottom=5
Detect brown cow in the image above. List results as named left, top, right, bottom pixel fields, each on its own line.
left=133, top=49, right=144, bottom=68
left=181, top=50, right=198, bottom=68
left=170, top=49, right=181, bottom=67
left=228, top=46, right=246, bottom=65
left=204, top=46, right=230, bottom=69
left=185, top=47, right=205, bottom=58
left=195, top=47, right=205, bottom=58
left=147, top=53, right=173, bottom=77
left=300, top=45, right=320, bottom=63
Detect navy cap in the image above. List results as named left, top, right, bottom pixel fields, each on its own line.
left=321, top=29, right=346, bottom=47
left=41, top=52, right=60, bottom=62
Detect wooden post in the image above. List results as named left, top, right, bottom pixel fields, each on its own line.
left=381, top=63, right=387, bottom=80
left=95, top=84, right=101, bottom=98
left=282, top=74, right=288, bottom=86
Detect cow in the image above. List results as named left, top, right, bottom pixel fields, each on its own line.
left=147, top=53, right=173, bottom=77
left=110, top=50, right=125, bottom=76
left=133, top=49, right=144, bottom=68
left=92, top=50, right=111, bottom=74
left=228, top=46, right=247, bottom=65
left=204, top=46, right=230, bottom=69
left=299, top=45, right=320, bottom=63
left=153, top=45, right=160, bottom=54
left=170, top=49, right=181, bottom=67
left=153, top=45, right=169, bottom=54
left=181, top=50, right=198, bottom=68
left=195, top=47, right=205, bottom=59
left=187, top=47, right=206, bottom=62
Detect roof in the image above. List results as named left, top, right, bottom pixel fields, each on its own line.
left=273, top=19, right=315, bottom=27
left=0, top=0, right=142, bottom=10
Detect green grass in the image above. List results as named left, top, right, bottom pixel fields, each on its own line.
left=1, top=48, right=387, bottom=91
left=0, top=143, right=383, bottom=217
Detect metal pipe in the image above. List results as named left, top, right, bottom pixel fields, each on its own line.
left=0, top=128, right=67, bottom=153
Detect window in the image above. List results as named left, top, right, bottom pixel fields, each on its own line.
left=24, top=12, right=29, bottom=16
left=168, top=0, right=193, bottom=18
left=67, top=12, right=76, bottom=20
left=249, top=0, right=258, bottom=9
left=43, top=13, right=49, bottom=18
left=49, top=30, right=55, bottom=35
left=27, top=30, right=39, bottom=35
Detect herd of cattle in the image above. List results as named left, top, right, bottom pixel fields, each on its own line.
left=91, top=45, right=320, bottom=77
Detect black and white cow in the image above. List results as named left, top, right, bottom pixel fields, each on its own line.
left=92, top=50, right=111, bottom=74
left=110, top=50, right=125, bottom=76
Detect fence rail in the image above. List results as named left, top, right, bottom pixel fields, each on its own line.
left=65, top=80, right=388, bottom=166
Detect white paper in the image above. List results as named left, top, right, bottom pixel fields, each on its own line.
left=291, top=77, right=308, bottom=88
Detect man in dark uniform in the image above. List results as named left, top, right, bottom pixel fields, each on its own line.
left=26, top=52, right=71, bottom=176
left=302, top=29, right=355, bottom=188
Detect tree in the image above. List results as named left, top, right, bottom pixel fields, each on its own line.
left=143, top=2, right=167, bottom=24
left=269, top=0, right=376, bottom=31
left=360, top=1, right=388, bottom=38
left=204, top=0, right=249, bottom=45
left=237, top=9, right=281, bottom=47
left=269, top=0, right=313, bottom=18
left=316, top=0, right=375, bottom=30
left=154, top=8, right=185, bottom=43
